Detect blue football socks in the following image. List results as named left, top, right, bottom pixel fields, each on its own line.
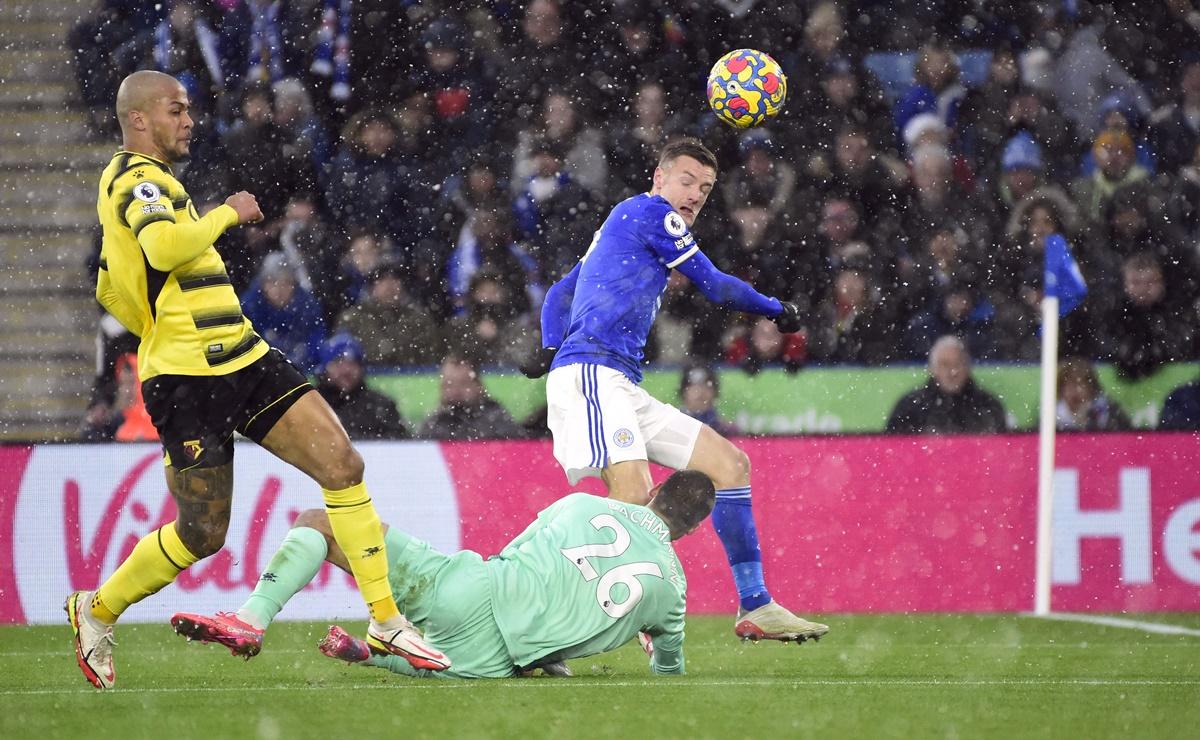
left=711, top=486, right=772, bottom=612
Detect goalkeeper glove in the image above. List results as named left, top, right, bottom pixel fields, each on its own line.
left=520, top=346, right=558, bottom=379
left=773, top=301, right=804, bottom=334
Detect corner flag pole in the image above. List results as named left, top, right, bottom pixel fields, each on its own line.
left=1034, top=295, right=1059, bottom=616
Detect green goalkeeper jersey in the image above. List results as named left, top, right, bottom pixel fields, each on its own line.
left=488, top=493, right=687, bottom=674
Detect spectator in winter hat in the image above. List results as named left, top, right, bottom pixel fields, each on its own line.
left=998, top=131, right=1045, bottom=208
left=1079, top=93, right=1157, bottom=177
left=316, top=333, right=410, bottom=440
left=240, top=252, right=326, bottom=373
left=678, top=365, right=737, bottom=437
left=1071, top=128, right=1150, bottom=222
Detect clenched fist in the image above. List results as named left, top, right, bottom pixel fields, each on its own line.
left=225, top=191, right=264, bottom=225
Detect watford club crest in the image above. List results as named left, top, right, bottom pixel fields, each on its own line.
left=183, top=440, right=204, bottom=461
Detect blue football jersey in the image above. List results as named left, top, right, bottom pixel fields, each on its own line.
left=551, top=194, right=698, bottom=382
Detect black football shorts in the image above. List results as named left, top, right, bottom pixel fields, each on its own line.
left=142, top=348, right=312, bottom=469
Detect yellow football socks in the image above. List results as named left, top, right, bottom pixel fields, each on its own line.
left=322, top=482, right=399, bottom=623
left=91, top=522, right=200, bottom=624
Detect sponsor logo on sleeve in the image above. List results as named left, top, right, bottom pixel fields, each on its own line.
left=133, top=182, right=162, bottom=203
left=663, top=211, right=687, bottom=237
left=141, top=204, right=168, bottom=215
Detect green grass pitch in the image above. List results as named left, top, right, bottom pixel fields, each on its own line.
left=3, top=614, right=1198, bottom=739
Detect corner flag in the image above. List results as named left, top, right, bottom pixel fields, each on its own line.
left=1043, top=234, right=1087, bottom=315
left=1034, top=232, right=1088, bottom=615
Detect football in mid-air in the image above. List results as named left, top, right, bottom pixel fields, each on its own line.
left=706, top=49, right=787, bottom=129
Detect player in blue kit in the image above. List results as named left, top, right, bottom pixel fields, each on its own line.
left=523, top=138, right=827, bottom=643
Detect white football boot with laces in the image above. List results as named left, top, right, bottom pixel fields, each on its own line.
left=65, top=590, right=116, bottom=689
left=734, top=600, right=829, bottom=643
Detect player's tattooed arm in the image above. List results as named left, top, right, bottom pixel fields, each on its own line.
left=166, top=463, right=234, bottom=558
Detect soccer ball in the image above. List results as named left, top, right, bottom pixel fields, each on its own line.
left=706, top=49, right=787, bottom=129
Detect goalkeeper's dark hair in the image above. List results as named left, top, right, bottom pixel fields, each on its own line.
left=648, top=470, right=717, bottom=540
left=659, top=137, right=719, bottom=176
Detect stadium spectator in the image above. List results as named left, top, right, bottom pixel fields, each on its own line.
left=1102, top=184, right=1197, bottom=304
left=315, top=334, right=410, bottom=440
left=272, top=78, right=332, bottom=192
left=68, top=0, right=165, bottom=138
left=606, top=81, right=689, bottom=200
left=903, top=275, right=998, bottom=362
left=1159, top=378, right=1200, bottom=431
left=646, top=272, right=702, bottom=365
left=445, top=269, right=537, bottom=370
left=109, top=352, right=157, bottom=442
left=886, top=335, right=1007, bottom=434
left=1149, top=61, right=1200, bottom=177
left=808, top=266, right=898, bottom=365
left=725, top=316, right=806, bottom=375
left=274, top=194, right=342, bottom=326
left=496, top=0, right=575, bottom=137
left=324, top=111, right=412, bottom=246
left=999, top=86, right=1079, bottom=181
left=1072, top=129, right=1152, bottom=224
left=1079, top=93, right=1157, bottom=177
left=337, top=230, right=388, bottom=311
left=79, top=312, right=139, bottom=442
left=804, top=124, right=907, bottom=245
left=1167, top=142, right=1200, bottom=246
left=418, top=354, right=524, bottom=440
left=900, top=143, right=990, bottom=257
left=994, top=133, right=1047, bottom=220
left=898, top=225, right=977, bottom=321
left=446, top=208, right=543, bottom=316
left=789, top=195, right=879, bottom=307
left=678, top=365, right=737, bottom=437
left=221, top=83, right=310, bottom=222
left=592, top=1, right=689, bottom=107
left=412, top=17, right=496, bottom=165
left=240, top=252, right=326, bottom=374
left=1105, top=252, right=1197, bottom=381
left=957, top=46, right=1021, bottom=166
left=996, top=189, right=1094, bottom=359
left=786, top=1, right=849, bottom=105
left=1056, top=358, right=1131, bottom=432
left=144, top=1, right=233, bottom=114
left=722, top=130, right=795, bottom=221
left=797, top=56, right=892, bottom=159
left=334, top=262, right=441, bottom=368
left=512, top=140, right=598, bottom=279
left=1044, top=13, right=1149, bottom=141
left=893, top=39, right=965, bottom=153
left=512, top=92, right=608, bottom=198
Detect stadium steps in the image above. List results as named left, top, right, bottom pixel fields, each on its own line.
left=0, top=110, right=92, bottom=145
left=0, top=48, right=71, bottom=82
left=0, top=3, right=100, bottom=441
left=0, top=142, right=115, bottom=170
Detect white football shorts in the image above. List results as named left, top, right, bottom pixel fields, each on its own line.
left=546, top=363, right=703, bottom=485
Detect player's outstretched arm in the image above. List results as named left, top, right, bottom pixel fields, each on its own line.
left=522, top=262, right=582, bottom=378
left=675, top=250, right=782, bottom=318
left=135, top=192, right=261, bottom=272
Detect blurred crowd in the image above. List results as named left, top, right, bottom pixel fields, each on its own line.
left=71, top=0, right=1200, bottom=438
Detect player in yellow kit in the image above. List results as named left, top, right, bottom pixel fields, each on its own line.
left=65, top=70, right=447, bottom=690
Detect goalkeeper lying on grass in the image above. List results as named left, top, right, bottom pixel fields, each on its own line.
left=172, top=470, right=716, bottom=678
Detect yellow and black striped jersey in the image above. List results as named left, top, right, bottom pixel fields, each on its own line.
left=95, top=150, right=267, bottom=379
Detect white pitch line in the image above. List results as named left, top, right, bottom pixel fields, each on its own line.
left=3, top=678, right=1198, bottom=696
left=1028, top=613, right=1200, bottom=637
